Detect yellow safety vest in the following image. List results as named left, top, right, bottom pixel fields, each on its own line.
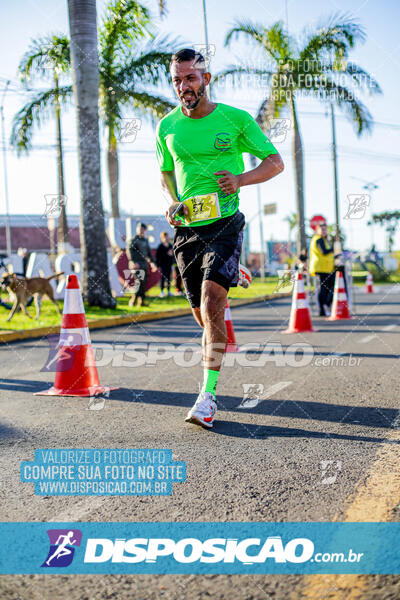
left=309, top=234, right=334, bottom=276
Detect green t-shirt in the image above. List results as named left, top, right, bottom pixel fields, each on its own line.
left=156, top=103, right=278, bottom=226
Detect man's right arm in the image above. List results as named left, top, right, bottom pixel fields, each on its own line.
left=156, top=125, right=189, bottom=227
left=161, top=171, right=188, bottom=227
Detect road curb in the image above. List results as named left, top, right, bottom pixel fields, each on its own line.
left=0, top=292, right=291, bottom=344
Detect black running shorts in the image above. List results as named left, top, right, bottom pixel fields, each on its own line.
left=173, top=210, right=245, bottom=308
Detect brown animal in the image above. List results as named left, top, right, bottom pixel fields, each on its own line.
left=0, top=271, right=63, bottom=321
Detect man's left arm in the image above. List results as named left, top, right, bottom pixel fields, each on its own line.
left=215, top=154, right=283, bottom=195
left=215, top=110, right=284, bottom=195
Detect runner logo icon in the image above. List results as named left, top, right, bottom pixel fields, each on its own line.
left=41, top=529, right=82, bottom=567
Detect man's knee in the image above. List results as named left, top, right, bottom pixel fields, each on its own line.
left=201, top=281, right=226, bottom=321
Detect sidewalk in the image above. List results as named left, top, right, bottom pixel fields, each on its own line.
left=0, top=292, right=291, bottom=344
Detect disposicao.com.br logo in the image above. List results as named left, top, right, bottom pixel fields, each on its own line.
left=1, top=522, right=389, bottom=574
left=83, top=536, right=351, bottom=565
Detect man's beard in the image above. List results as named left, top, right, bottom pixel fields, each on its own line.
left=180, top=83, right=205, bottom=109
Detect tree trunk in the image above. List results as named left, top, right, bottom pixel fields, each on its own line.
left=330, top=102, right=340, bottom=241
left=54, top=73, right=69, bottom=253
left=107, top=125, right=120, bottom=218
left=255, top=87, right=276, bottom=132
left=290, top=95, right=306, bottom=255
left=249, top=92, right=277, bottom=280
left=67, top=0, right=115, bottom=308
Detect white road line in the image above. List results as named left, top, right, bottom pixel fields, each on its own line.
left=359, top=324, right=397, bottom=344
left=359, top=334, right=377, bottom=344
left=238, top=381, right=292, bottom=409
left=389, top=284, right=400, bottom=294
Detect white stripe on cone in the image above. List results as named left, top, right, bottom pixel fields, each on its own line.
left=294, top=299, right=309, bottom=309
left=225, top=307, right=231, bottom=321
left=335, top=274, right=345, bottom=289
left=59, top=327, right=90, bottom=346
left=63, top=289, right=85, bottom=314
left=296, top=278, right=305, bottom=294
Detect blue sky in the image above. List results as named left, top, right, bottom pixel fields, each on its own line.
left=0, top=0, right=399, bottom=252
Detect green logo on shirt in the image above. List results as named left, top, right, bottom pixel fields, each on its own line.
left=214, top=132, right=231, bottom=151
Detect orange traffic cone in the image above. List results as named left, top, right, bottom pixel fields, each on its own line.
left=283, top=271, right=315, bottom=333
left=35, top=274, right=118, bottom=397
left=327, top=271, right=351, bottom=320
left=225, top=298, right=238, bottom=352
left=365, top=271, right=374, bottom=294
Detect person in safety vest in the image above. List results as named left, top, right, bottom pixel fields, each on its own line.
left=309, top=223, right=335, bottom=316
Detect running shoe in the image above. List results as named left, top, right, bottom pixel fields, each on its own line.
left=238, top=264, right=252, bottom=288
left=185, top=392, right=217, bottom=428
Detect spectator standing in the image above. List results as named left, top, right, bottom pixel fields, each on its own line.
left=127, top=223, right=156, bottom=307
left=156, top=232, right=174, bottom=297
left=309, top=223, right=335, bottom=316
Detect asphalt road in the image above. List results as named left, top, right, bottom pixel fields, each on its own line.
left=0, top=284, right=399, bottom=599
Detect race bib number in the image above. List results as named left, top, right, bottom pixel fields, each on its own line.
left=183, top=192, right=221, bottom=223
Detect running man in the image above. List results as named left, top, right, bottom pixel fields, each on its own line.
left=156, top=48, right=284, bottom=428
left=46, top=531, right=77, bottom=565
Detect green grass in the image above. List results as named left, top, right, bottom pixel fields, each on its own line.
left=351, top=273, right=400, bottom=286
left=0, top=277, right=281, bottom=332
left=3, top=273, right=397, bottom=332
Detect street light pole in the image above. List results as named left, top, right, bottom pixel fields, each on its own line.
left=330, top=102, right=340, bottom=242
left=256, top=184, right=266, bottom=282
left=249, top=154, right=265, bottom=281
left=201, top=0, right=212, bottom=99
left=350, top=174, right=391, bottom=250
left=0, top=81, right=11, bottom=257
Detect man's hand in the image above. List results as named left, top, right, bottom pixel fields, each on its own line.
left=214, top=170, right=241, bottom=195
left=150, top=262, right=158, bottom=273
left=165, top=202, right=189, bottom=227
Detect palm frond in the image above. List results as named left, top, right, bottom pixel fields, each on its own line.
left=10, top=85, right=73, bottom=154
left=158, top=0, right=167, bottom=18
left=213, top=65, right=274, bottom=84
left=100, top=0, right=151, bottom=69
left=325, top=61, right=382, bottom=95
left=116, top=35, right=180, bottom=85
left=300, top=12, right=365, bottom=63
left=18, top=35, right=70, bottom=83
left=225, top=20, right=290, bottom=64
left=225, top=20, right=266, bottom=48
left=119, top=89, right=175, bottom=120
left=312, top=77, right=373, bottom=135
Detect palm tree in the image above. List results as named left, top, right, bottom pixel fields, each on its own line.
left=284, top=211, right=297, bottom=243
left=215, top=14, right=381, bottom=254
left=11, top=0, right=176, bottom=220
left=369, top=211, right=400, bottom=252
left=98, top=0, right=175, bottom=217
left=67, top=0, right=115, bottom=308
left=11, top=35, right=71, bottom=252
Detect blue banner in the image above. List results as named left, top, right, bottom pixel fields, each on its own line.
left=1, top=522, right=399, bottom=574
